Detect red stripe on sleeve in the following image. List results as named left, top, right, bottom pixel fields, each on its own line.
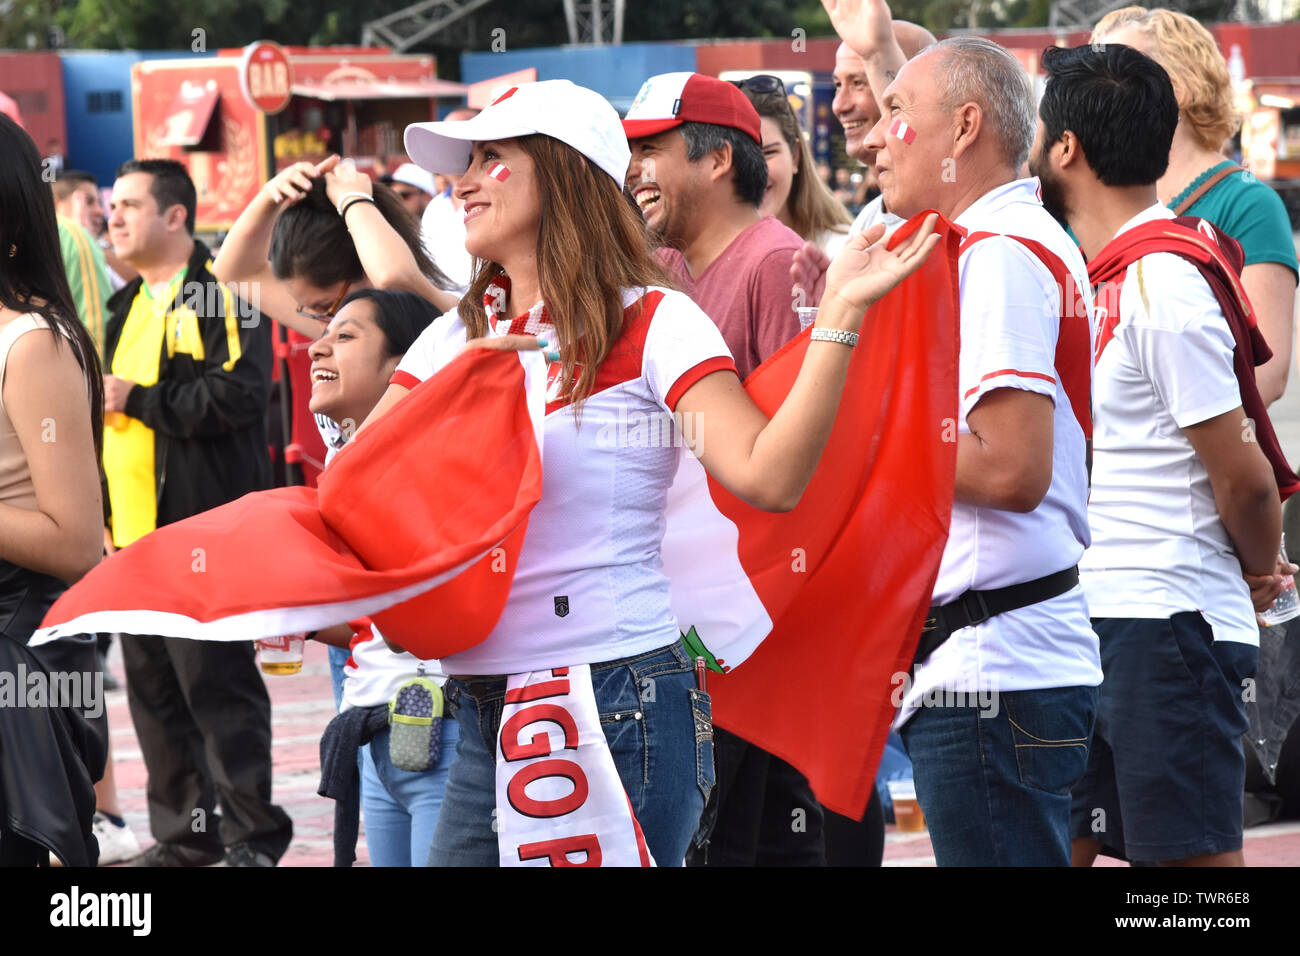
left=389, top=370, right=422, bottom=390
left=665, top=355, right=738, bottom=410
left=962, top=368, right=1056, bottom=401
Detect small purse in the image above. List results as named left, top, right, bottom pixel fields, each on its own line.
left=387, top=664, right=444, bottom=772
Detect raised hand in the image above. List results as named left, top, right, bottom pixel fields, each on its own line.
left=323, top=157, right=374, bottom=210
left=262, top=161, right=319, bottom=205
left=823, top=213, right=940, bottom=315
left=822, top=0, right=896, bottom=61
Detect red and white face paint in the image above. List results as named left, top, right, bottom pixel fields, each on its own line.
left=888, top=118, right=917, bottom=145
left=487, top=162, right=511, bottom=182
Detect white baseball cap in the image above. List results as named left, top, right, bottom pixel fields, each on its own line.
left=389, top=162, right=436, bottom=196
left=405, top=80, right=631, bottom=187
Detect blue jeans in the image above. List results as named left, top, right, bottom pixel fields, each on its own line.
left=900, top=684, right=1098, bottom=866
left=427, top=642, right=712, bottom=867
left=328, top=644, right=350, bottom=711
left=875, top=731, right=914, bottom=823
left=360, top=718, right=460, bottom=867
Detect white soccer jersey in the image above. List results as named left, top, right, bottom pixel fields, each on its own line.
left=1080, top=203, right=1257, bottom=645
left=901, top=178, right=1103, bottom=722
left=391, top=286, right=736, bottom=674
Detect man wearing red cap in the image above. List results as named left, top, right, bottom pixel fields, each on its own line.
left=624, top=72, right=803, bottom=382
left=624, top=72, right=820, bottom=867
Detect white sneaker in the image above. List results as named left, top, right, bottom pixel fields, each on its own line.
left=91, top=812, right=142, bottom=866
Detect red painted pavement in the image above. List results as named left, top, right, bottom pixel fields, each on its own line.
left=103, top=639, right=361, bottom=867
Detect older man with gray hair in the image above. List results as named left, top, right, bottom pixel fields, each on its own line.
left=822, top=2, right=1103, bottom=867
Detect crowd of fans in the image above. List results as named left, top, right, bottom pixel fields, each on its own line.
left=0, top=0, right=1297, bottom=868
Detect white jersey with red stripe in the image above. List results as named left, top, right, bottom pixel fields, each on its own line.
left=902, top=178, right=1102, bottom=720
left=1080, top=203, right=1256, bottom=645
left=391, top=285, right=736, bottom=675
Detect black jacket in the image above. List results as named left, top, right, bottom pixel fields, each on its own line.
left=103, top=239, right=272, bottom=530
left=0, top=561, right=104, bottom=867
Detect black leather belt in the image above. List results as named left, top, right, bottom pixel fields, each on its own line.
left=450, top=675, right=507, bottom=701
left=913, top=566, right=1080, bottom=667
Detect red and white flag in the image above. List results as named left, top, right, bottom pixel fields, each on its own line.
left=33, top=346, right=547, bottom=655
left=888, top=118, right=917, bottom=145
left=35, top=212, right=962, bottom=823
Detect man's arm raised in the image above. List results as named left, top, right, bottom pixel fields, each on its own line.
left=823, top=0, right=908, bottom=105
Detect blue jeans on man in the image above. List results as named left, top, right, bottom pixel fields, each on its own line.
left=900, top=684, right=1098, bottom=866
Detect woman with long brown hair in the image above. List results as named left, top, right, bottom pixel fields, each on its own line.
left=0, top=114, right=107, bottom=866
left=360, top=80, right=939, bottom=866
left=736, top=76, right=853, bottom=257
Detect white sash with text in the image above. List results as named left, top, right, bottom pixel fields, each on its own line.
left=495, top=665, right=655, bottom=867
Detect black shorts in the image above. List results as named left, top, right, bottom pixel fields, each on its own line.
left=1070, top=611, right=1256, bottom=862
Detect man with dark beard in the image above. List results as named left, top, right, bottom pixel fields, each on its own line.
left=1029, top=43, right=1290, bottom=867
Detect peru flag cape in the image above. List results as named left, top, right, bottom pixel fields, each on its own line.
left=34, top=211, right=961, bottom=820
left=33, top=349, right=548, bottom=655
left=683, top=213, right=960, bottom=816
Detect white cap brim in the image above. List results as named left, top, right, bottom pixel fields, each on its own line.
left=405, top=81, right=631, bottom=187
left=405, top=114, right=537, bottom=177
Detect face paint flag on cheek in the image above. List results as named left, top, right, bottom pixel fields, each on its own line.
left=889, top=118, right=917, bottom=145
left=487, top=162, right=511, bottom=182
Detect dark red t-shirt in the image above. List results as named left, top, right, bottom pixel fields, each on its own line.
left=656, top=215, right=803, bottom=380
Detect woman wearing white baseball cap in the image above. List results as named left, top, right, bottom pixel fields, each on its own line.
left=361, top=79, right=940, bottom=866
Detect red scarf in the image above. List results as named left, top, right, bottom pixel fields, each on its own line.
left=484, top=273, right=554, bottom=337
left=957, top=231, right=1093, bottom=440
left=1088, top=217, right=1299, bottom=500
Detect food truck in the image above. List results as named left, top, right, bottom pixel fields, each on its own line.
left=131, top=40, right=467, bottom=233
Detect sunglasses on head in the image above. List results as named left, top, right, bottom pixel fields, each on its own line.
left=730, top=74, right=786, bottom=96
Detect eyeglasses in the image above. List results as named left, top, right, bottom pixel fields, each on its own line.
left=295, top=280, right=352, bottom=321
left=730, top=75, right=787, bottom=96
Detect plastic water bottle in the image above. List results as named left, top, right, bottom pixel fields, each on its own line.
left=1260, top=542, right=1300, bottom=627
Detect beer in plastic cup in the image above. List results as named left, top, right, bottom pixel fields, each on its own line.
left=887, top=778, right=926, bottom=833
left=257, top=634, right=305, bottom=675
